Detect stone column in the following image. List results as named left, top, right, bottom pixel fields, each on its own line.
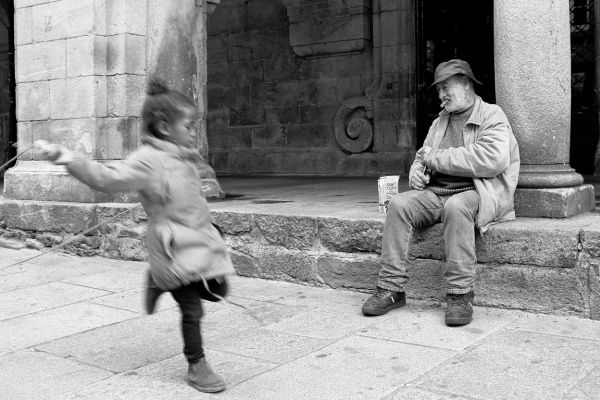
left=494, top=0, right=595, bottom=218
left=146, top=0, right=220, bottom=196
left=595, top=0, right=600, bottom=175
left=5, top=0, right=147, bottom=203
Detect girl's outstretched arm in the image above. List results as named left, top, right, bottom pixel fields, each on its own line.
left=35, top=141, right=153, bottom=193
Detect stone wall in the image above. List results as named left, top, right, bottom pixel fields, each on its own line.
left=206, top=0, right=417, bottom=176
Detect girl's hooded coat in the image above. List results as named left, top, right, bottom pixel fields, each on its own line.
left=65, top=134, right=235, bottom=290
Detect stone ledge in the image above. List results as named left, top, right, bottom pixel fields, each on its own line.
left=1, top=199, right=599, bottom=318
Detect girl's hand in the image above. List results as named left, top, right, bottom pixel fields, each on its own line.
left=33, top=140, right=75, bottom=165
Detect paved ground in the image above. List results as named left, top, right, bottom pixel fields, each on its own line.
left=1, top=248, right=600, bottom=400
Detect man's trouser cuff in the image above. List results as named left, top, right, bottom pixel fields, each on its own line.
left=377, top=281, right=405, bottom=293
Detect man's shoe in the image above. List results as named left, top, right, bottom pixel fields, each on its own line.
left=145, top=272, right=164, bottom=315
left=188, top=357, right=226, bottom=393
left=362, top=287, right=406, bottom=316
left=445, top=291, right=475, bottom=326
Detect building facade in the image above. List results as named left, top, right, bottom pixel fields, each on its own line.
left=0, top=0, right=596, bottom=238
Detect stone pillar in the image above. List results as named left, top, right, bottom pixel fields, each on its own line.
left=6, top=0, right=220, bottom=201
left=594, top=0, right=600, bottom=175
left=146, top=0, right=220, bottom=195
left=494, top=0, right=595, bottom=218
left=6, top=0, right=147, bottom=203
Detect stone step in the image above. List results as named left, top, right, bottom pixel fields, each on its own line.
left=1, top=199, right=599, bottom=319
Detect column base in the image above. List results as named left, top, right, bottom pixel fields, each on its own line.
left=514, top=184, right=595, bottom=218
left=4, top=161, right=223, bottom=202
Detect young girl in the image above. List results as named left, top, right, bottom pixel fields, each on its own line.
left=35, top=78, right=235, bottom=393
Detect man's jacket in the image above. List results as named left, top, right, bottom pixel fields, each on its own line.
left=409, top=96, right=520, bottom=233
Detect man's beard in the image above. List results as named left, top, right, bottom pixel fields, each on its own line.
left=444, top=90, right=470, bottom=113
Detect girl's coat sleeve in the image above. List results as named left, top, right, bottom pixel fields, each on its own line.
left=65, top=149, right=154, bottom=193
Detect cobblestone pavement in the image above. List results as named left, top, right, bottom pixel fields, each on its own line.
left=1, top=247, right=599, bottom=400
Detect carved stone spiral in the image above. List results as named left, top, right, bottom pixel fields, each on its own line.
left=334, top=97, right=374, bottom=153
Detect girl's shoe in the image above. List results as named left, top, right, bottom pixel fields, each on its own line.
left=188, top=357, right=226, bottom=393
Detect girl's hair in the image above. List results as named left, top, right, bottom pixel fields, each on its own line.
left=141, top=76, right=196, bottom=138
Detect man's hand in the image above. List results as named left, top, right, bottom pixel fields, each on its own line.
left=34, top=140, right=74, bottom=165
left=418, top=146, right=433, bottom=166
left=411, top=169, right=430, bottom=191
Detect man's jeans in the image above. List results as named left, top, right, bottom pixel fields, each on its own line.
left=377, top=189, right=479, bottom=295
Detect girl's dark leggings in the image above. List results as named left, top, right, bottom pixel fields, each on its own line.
left=170, top=277, right=228, bottom=364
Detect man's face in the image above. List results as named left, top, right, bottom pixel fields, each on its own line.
left=436, top=75, right=470, bottom=113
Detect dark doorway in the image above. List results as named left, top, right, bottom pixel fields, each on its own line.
left=416, top=0, right=495, bottom=148
left=0, top=0, right=14, bottom=179
left=570, top=0, right=598, bottom=175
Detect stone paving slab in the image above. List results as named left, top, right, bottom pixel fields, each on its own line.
left=416, top=329, right=600, bottom=400
left=0, top=281, right=110, bottom=321
left=1, top=247, right=599, bottom=400
left=0, top=302, right=138, bottom=355
left=357, top=302, right=520, bottom=351
left=0, top=349, right=113, bottom=400
left=217, top=335, right=457, bottom=400
left=36, top=310, right=182, bottom=373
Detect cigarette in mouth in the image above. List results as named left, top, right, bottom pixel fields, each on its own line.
left=440, top=100, right=449, bottom=108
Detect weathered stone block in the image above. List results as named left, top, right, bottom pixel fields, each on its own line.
left=106, top=0, right=147, bottom=35
left=209, top=60, right=263, bottom=87
left=286, top=124, right=333, bottom=148
left=106, top=34, right=146, bottom=75
left=260, top=248, right=319, bottom=282
left=17, top=81, right=50, bottom=121
left=298, top=105, right=338, bottom=124
left=16, top=40, right=66, bottom=82
left=101, top=237, right=147, bottom=261
left=31, top=0, right=102, bottom=43
left=263, top=55, right=317, bottom=83
left=96, top=203, right=147, bottom=238
left=515, top=185, right=595, bottom=218
left=477, top=218, right=581, bottom=268
left=310, top=77, right=361, bottom=105
left=207, top=35, right=228, bottom=64
left=228, top=27, right=291, bottom=62
left=107, top=74, right=145, bottom=117
left=230, top=106, right=266, bottom=126
left=317, top=253, right=379, bottom=290
left=476, top=263, right=589, bottom=317
left=25, top=238, right=45, bottom=249
left=96, top=117, right=140, bottom=160
left=319, top=218, right=383, bottom=253
left=581, top=220, right=600, bottom=258
left=206, top=1, right=247, bottom=36
left=210, top=150, right=229, bottom=172
left=16, top=6, right=33, bottom=45
left=252, top=125, right=286, bottom=148
left=67, top=35, right=107, bottom=77
left=0, top=199, right=98, bottom=233
left=17, top=122, right=33, bottom=161
left=246, top=0, right=287, bottom=31
left=0, top=238, right=27, bottom=250
left=32, top=119, right=99, bottom=158
left=317, top=53, right=371, bottom=79
left=228, top=150, right=254, bottom=173
left=50, top=77, right=107, bottom=119
left=255, top=214, right=317, bottom=250
left=230, top=250, right=261, bottom=276
left=208, top=126, right=252, bottom=149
